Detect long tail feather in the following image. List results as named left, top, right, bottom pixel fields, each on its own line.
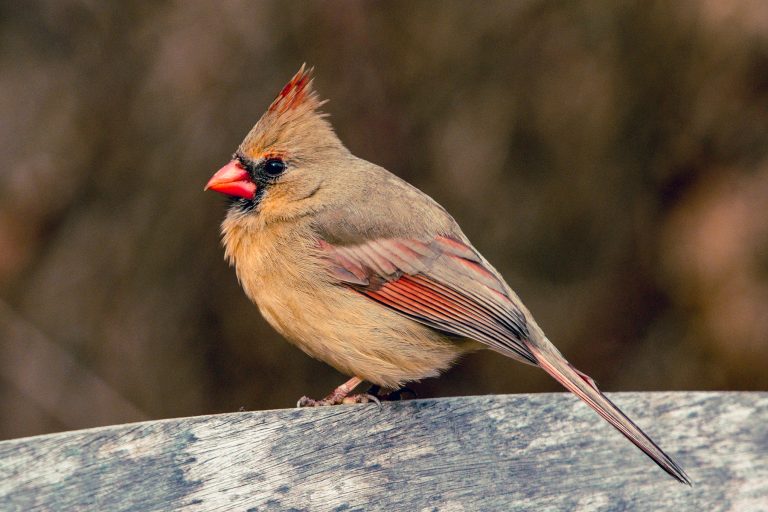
left=526, top=341, right=692, bottom=485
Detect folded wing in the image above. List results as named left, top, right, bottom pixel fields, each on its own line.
left=320, top=235, right=536, bottom=364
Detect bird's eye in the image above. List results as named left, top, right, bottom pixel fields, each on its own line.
left=263, top=158, right=286, bottom=177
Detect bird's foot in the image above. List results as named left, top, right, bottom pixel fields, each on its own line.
left=367, top=385, right=418, bottom=402
left=296, top=393, right=381, bottom=408
left=296, top=376, right=380, bottom=408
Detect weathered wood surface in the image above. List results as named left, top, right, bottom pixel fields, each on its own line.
left=0, top=392, right=765, bottom=511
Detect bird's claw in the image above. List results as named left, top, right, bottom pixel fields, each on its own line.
left=296, top=393, right=381, bottom=408
left=344, top=393, right=382, bottom=408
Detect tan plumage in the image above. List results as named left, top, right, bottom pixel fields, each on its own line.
left=206, top=65, right=690, bottom=484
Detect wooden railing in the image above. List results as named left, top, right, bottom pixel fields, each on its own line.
left=1, top=392, right=766, bottom=511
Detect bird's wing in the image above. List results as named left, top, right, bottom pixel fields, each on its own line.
left=319, top=235, right=537, bottom=364
left=318, top=234, right=691, bottom=485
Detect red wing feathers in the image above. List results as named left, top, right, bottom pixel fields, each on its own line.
left=320, top=236, right=536, bottom=364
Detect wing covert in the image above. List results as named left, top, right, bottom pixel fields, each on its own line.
left=319, top=236, right=536, bottom=364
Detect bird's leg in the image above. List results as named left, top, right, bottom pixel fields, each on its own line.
left=367, top=385, right=418, bottom=401
left=297, top=376, right=381, bottom=407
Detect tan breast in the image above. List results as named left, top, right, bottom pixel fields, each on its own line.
left=220, top=216, right=479, bottom=388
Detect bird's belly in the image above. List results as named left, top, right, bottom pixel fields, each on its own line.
left=253, top=281, right=477, bottom=388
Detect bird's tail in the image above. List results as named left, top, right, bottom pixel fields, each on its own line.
left=524, top=337, right=691, bottom=485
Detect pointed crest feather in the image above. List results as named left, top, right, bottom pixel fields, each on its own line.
left=238, top=64, right=340, bottom=161
left=268, top=64, right=324, bottom=114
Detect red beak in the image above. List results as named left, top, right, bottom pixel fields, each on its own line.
left=205, top=160, right=257, bottom=199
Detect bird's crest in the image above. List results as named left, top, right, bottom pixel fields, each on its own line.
left=267, top=64, right=324, bottom=115
left=238, top=64, right=337, bottom=161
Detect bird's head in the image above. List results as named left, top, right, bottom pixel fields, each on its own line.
left=205, top=65, right=346, bottom=220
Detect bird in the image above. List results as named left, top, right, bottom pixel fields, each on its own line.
left=205, top=65, right=691, bottom=485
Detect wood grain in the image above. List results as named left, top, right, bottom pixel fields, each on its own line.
left=1, top=392, right=766, bottom=511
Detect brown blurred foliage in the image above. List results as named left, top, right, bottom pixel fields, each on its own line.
left=1, top=1, right=767, bottom=440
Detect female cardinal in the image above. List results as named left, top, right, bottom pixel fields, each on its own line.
left=205, top=65, right=690, bottom=484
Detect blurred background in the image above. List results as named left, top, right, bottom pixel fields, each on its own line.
left=1, top=1, right=767, bottom=440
